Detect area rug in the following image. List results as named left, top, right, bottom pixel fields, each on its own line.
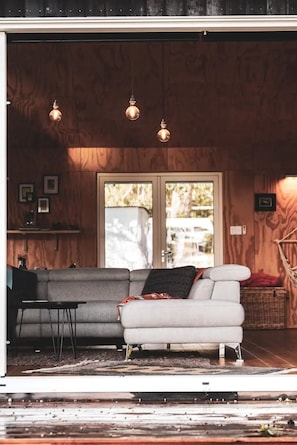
left=8, top=348, right=292, bottom=376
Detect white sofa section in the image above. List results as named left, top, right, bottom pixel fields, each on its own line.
left=120, top=264, right=251, bottom=360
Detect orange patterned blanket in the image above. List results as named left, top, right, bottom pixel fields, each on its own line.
left=117, top=292, right=179, bottom=319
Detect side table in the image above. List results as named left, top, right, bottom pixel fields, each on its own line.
left=18, top=300, right=86, bottom=360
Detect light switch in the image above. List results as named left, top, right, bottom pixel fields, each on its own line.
left=230, top=226, right=242, bottom=235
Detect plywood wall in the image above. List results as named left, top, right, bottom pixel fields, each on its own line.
left=6, top=40, right=297, bottom=326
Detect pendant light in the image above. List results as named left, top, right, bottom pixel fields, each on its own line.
left=49, top=100, right=62, bottom=122
left=157, top=43, right=170, bottom=143
left=125, top=50, right=140, bottom=121
left=125, top=95, right=140, bottom=121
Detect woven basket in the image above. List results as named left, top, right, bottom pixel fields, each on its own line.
left=240, top=287, right=288, bottom=329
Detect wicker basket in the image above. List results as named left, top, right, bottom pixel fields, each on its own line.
left=240, top=287, right=288, bottom=329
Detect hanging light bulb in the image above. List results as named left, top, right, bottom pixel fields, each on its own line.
left=125, top=95, right=140, bottom=121
left=49, top=100, right=62, bottom=122
left=157, top=118, right=171, bottom=143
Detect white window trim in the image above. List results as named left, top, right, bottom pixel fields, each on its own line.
left=1, top=16, right=297, bottom=394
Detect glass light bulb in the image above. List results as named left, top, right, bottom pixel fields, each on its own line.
left=125, top=95, right=140, bottom=121
left=49, top=100, right=62, bottom=122
left=157, top=118, right=170, bottom=143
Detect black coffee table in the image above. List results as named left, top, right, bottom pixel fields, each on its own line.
left=18, top=300, right=86, bottom=360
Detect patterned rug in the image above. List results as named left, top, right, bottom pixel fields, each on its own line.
left=8, top=348, right=291, bottom=376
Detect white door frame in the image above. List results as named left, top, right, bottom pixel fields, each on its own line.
left=1, top=16, right=297, bottom=393
left=0, top=31, right=7, bottom=378
left=97, top=172, right=223, bottom=268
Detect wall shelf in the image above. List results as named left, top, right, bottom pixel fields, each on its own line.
left=7, top=229, right=81, bottom=251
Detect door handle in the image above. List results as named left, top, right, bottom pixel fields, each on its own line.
left=161, top=250, right=172, bottom=263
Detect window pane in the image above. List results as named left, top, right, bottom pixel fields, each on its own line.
left=165, top=181, right=214, bottom=268
left=104, top=183, right=153, bottom=269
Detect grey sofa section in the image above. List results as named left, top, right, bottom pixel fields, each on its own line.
left=16, top=268, right=131, bottom=341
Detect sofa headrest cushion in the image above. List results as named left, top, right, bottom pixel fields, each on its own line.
left=203, top=264, right=251, bottom=281
left=141, top=265, right=197, bottom=298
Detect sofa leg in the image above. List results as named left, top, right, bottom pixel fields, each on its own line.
left=219, top=343, right=225, bottom=358
left=235, top=344, right=243, bottom=361
left=125, top=344, right=133, bottom=361
left=225, top=343, right=244, bottom=362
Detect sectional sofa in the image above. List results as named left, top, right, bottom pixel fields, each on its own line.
left=7, top=264, right=251, bottom=359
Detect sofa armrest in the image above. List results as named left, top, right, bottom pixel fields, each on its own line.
left=203, top=264, right=251, bottom=282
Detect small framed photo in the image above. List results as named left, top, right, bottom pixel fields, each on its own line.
left=254, top=193, right=276, bottom=212
left=19, top=183, right=34, bottom=203
left=37, top=197, right=50, bottom=214
left=26, top=192, right=35, bottom=203
left=43, top=175, right=59, bottom=194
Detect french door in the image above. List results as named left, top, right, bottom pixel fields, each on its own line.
left=97, top=173, right=223, bottom=269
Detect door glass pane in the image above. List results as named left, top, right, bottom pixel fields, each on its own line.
left=165, top=181, right=214, bottom=268
left=104, top=182, right=153, bottom=269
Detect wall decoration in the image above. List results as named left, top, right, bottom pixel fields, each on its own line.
left=19, top=183, right=34, bottom=203
left=43, top=175, right=59, bottom=194
left=26, top=192, right=35, bottom=203
left=254, top=193, right=276, bottom=212
left=37, top=197, right=50, bottom=214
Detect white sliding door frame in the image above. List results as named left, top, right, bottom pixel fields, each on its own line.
left=1, top=16, right=297, bottom=393
left=0, top=31, right=7, bottom=378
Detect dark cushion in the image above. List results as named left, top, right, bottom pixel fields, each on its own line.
left=141, top=266, right=197, bottom=298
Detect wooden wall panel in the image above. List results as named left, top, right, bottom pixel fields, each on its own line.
left=6, top=39, right=297, bottom=326
left=223, top=170, right=255, bottom=268
left=79, top=171, right=97, bottom=267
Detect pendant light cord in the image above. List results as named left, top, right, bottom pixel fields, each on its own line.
left=161, top=42, right=165, bottom=117
left=131, top=51, right=134, bottom=96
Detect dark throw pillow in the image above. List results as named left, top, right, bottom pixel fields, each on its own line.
left=141, top=265, right=197, bottom=298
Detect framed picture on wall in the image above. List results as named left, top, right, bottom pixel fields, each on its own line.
left=19, top=183, right=34, bottom=203
left=43, top=175, right=59, bottom=194
left=37, top=197, right=50, bottom=214
left=254, top=193, right=276, bottom=212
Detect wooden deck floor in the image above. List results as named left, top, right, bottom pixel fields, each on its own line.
left=1, top=329, right=297, bottom=444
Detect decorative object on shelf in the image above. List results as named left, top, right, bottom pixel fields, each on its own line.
left=125, top=50, right=140, bottom=121
left=254, top=193, right=276, bottom=212
left=37, top=197, right=50, bottom=214
left=19, top=183, right=34, bottom=203
left=157, top=43, right=171, bottom=143
left=24, top=209, right=37, bottom=227
left=17, top=255, right=27, bottom=269
left=49, top=100, right=62, bottom=122
left=43, top=175, right=59, bottom=194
